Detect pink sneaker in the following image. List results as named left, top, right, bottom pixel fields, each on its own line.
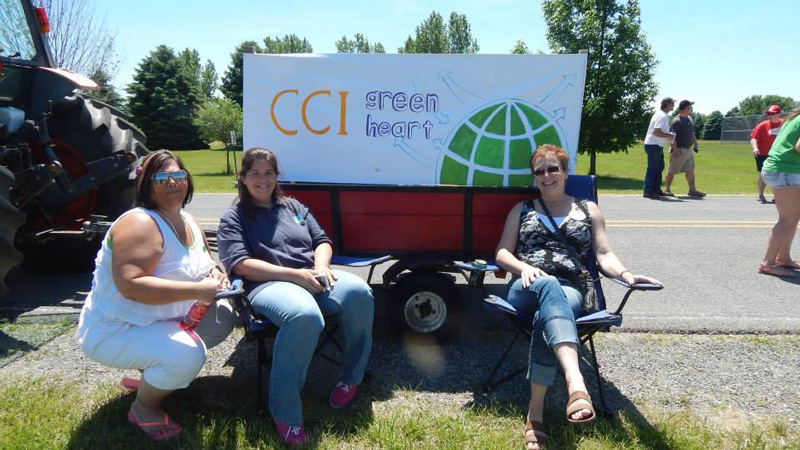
left=274, top=418, right=307, bottom=446
left=329, top=381, right=358, bottom=409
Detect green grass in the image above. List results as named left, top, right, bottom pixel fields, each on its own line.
left=575, top=140, right=759, bottom=195
left=0, top=377, right=796, bottom=449
left=0, top=318, right=74, bottom=368
left=174, top=140, right=760, bottom=195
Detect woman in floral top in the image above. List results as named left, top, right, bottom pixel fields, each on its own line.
left=495, top=144, right=662, bottom=450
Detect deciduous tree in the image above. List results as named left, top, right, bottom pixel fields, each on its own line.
left=511, top=40, right=530, bottom=54
left=127, top=45, right=204, bottom=149
left=193, top=98, right=242, bottom=146
left=335, top=34, right=385, bottom=53
left=178, top=48, right=218, bottom=101
left=543, top=0, right=658, bottom=175
left=726, top=95, right=796, bottom=117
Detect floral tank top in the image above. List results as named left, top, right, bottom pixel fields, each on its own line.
left=514, top=199, right=593, bottom=293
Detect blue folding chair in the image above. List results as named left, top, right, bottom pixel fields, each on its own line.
left=479, top=175, right=663, bottom=414
left=226, top=255, right=390, bottom=409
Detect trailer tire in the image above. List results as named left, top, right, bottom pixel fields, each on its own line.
left=21, top=94, right=148, bottom=271
left=388, top=272, right=463, bottom=343
left=0, top=167, right=25, bottom=297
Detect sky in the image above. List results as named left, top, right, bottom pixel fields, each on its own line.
left=96, top=0, right=800, bottom=116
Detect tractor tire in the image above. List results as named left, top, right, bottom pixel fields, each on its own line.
left=20, top=94, right=149, bottom=271
left=388, top=272, right=464, bottom=343
left=0, top=166, right=25, bottom=297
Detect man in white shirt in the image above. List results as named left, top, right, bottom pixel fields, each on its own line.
left=642, top=97, right=676, bottom=198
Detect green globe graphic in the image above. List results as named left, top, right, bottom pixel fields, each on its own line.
left=437, top=100, right=565, bottom=186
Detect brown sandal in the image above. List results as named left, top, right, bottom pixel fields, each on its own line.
left=566, top=391, right=596, bottom=424
left=524, top=418, right=548, bottom=449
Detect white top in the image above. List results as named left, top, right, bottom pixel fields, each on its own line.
left=537, top=212, right=567, bottom=233
left=644, top=109, right=671, bottom=146
left=75, top=207, right=215, bottom=350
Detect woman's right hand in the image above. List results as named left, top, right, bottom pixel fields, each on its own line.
left=520, top=265, right=548, bottom=289
left=292, top=268, right=326, bottom=294
left=196, top=277, right=223, bottom=304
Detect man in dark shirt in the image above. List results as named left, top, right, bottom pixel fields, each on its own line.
left=664, top=100, right=705, bottom=197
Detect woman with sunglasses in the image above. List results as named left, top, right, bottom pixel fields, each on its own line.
left=495, top=144, right=661, bottom=450
left=217, top=148, right=374, bottom=447
left=75, top=150, right=237, bottom=441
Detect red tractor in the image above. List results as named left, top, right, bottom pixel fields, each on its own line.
left=0, top=0, right=149, bottom=296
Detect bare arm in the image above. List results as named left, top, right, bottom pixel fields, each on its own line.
left=111, top=212, right=221, bottom=304
left=188, top=214, right=229, bottom=288
left=750, top=138, right=760, bottom=155
left=495, top=202, right=548, bottom=288
left=587, top=202, right=662, bottom=286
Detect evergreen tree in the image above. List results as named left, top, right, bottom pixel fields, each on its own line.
left=221, top=40, right=262, bottom=107
left=703, top=111, right=723, bottom=141
left=86, top=69, right=124, bottom=110
left=221, top=36, right=312, bottom=107
left=543, top=0, right=658, bottom=175
left=127, top=45, right=204, bottom=149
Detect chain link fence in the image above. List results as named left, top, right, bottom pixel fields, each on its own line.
left=721, top=113, right=788, bottom=143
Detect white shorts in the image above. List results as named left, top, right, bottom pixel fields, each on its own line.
left=81, top=300, right=237, bottom=390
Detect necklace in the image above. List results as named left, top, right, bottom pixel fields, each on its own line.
left=155, top=210, right=189, bottom=246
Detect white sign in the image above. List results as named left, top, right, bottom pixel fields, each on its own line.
left=244, top=53, right=587, bottom=186
left=229, top=130, right=237, bottom=147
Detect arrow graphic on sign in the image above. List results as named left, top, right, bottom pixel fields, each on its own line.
left=394, top=137, right=434, bottom=167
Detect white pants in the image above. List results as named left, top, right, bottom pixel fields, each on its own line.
left=82, top=300, right=238, bottom=390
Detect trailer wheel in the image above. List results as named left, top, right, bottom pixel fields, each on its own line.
left=388, top=272, right=463, bottom=343
left=0, top=167, right=25, bottom=297
left=21, top=94, right=148, bottom=271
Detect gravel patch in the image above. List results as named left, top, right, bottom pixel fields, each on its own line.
left=2, top=326, right=798, bottom=431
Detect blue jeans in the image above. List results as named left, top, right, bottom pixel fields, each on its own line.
left=643, top=144, right=665, bottom=193
left=506, top=276, right=582, bottom=386
left=249, top=270, right=374, bottom=426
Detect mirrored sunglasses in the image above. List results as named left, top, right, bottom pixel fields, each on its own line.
left=152, top=169, right=188, bottom=186
left=532, top=165, right=562, bottom=177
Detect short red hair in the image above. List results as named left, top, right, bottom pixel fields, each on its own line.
left=530, top=144, right=569, bottom=173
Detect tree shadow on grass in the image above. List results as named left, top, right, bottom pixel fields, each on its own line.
left=66, top=366, right=374, bottom=449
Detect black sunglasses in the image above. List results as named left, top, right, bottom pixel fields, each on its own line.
left=532, top=165, right=562, bottom=177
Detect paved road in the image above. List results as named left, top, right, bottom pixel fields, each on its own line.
left=2, top=194, right=797, bottom=335
left=185, top=193, right=799, bottom=334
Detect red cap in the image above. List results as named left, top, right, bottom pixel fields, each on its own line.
left=765, top=105, right=782, bottom=115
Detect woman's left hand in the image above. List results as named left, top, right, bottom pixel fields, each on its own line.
left=625, top=274, right=663, bottom=287
left=210, top=266, right=230, bottom=289
left=314, top=265, right=337, bottom=289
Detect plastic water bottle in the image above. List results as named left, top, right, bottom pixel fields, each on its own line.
left=180, top=301, right=210, bottom=331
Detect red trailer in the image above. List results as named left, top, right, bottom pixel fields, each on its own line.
left=281, top=176, right=596, bottom=342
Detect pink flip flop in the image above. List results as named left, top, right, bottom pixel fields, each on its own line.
left=120, top=377, right=140, bottom=391
left=758, top=263, right=796, bottom=278
left=776, top=260, right=800, bottom=270
left=127, top=410, right=183, bottom=441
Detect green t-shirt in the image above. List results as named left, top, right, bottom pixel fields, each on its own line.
left=763, top=117, right=800, bottom=174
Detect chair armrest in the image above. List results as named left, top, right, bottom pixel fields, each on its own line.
left=609, top=277, right=664, bottom=291
left=330, top=255, right=392, bottom=267
left=454, top=260, right=502, bottom=272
